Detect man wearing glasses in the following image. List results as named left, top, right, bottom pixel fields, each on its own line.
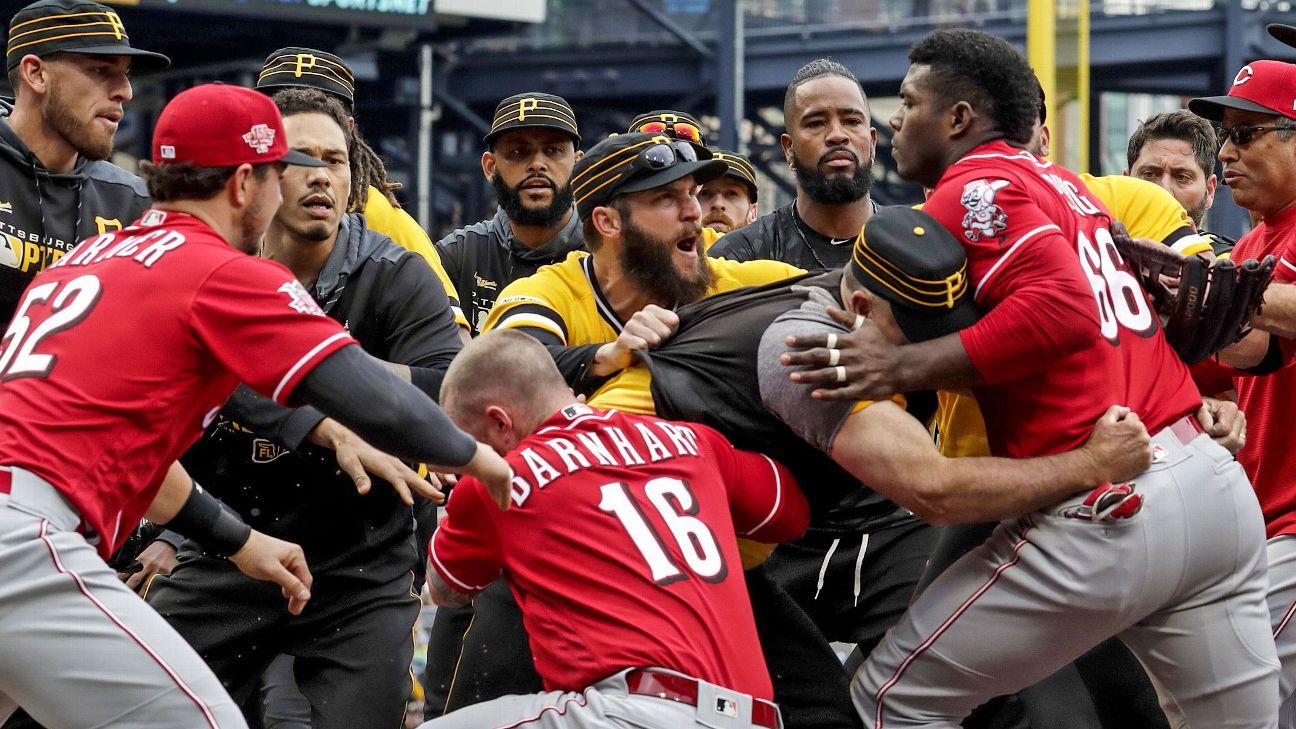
left=1190, top=57, right=1296, bottom=727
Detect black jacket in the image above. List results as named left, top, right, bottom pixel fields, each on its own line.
left=642, top=270, right=917, bottom=536
left=708, top=200, right=876, bottom=271
left=179, top=214, right=462, bottom=581
left=436, top=207, right=585, bottom=334
left=0, top=100, right=149, bottom=324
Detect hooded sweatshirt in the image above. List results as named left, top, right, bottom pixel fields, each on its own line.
left=0, top=100, right=150, bottom=324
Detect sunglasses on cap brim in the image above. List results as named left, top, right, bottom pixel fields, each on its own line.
left=634, top=120, right=704, bottom=143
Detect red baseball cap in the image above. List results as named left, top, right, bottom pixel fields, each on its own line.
left=152, top=84, right=325, bottom=168
left=1189, top=60, right=1296, bottom=122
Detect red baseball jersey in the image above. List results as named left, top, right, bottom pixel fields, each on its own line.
left=430, top=405, right=809, bottom=698
left=1231, top=207, right=1296, bottom=537
left=0, top=210, right=355, bottom=555
left=923, top=141, right=1200, bottom=457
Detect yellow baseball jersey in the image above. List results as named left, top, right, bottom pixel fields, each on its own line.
left=362, top=188, right=469, bottom=328
left=484, top=251, right=802, bottom=413
left=702, top=225, right=722, bottom=252
left=933, top=174, right=1203, bottom=457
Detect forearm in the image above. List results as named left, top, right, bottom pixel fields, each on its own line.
left=892, top=333, right=983, bottom=393
left=296, top=345, right=477, bottom=469
left=145, top=463, right=252, bottom=557
left=427, top=568, right=473, bottom=608
left=958, top=286, right=1099, bottom=386
left=1254, top=283, right=1296, bottom=338
left=144, top=462, right=194, bottom=524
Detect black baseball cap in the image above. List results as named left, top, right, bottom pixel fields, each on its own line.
left=709, top=149, right=758, bottom=201
left=256, top=47, right=355, bottom=111
left=849, top=206, right=978, bottom=343
left=484, top=92, right=580, bottom=147
left=571, top=133, right=727, bottom=221
left=6, top=0, right=170, bottom=72
left=1270, top=23, right=1296, bottom=49
left=627, top=109, right=707, bottom=147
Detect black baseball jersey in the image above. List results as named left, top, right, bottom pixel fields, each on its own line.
left=641, top=269, right=917, bottom=535
left=435, top=207, right=585, bottom=335
left=181, top=213, right=462, bottom=581
left=0, top=104, right=150, bottom=325
left=708, top=200, right=877, bottom=271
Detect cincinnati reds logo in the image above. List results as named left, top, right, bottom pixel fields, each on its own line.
left=1234, top=65, right=1254, bottom=86
left=960, top=178, right=1011, bottom=242
left=242, top=124, right=276, bottom=154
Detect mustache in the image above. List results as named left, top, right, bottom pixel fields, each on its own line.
left=702, top=212, right=733, bottom=226
left=817, top=146, right=860, bottom=166
left=514, top=173, right=558, bottom=191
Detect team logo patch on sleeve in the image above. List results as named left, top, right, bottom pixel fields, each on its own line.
left=278, top=280, right=326, bottom=316
left=960, top=178, right=1011, bottom=242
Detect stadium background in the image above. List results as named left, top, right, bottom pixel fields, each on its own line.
left=10, top=0, right=1293, bottom=245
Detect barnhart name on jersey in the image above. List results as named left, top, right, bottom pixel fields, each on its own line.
left=508, top=409, right=701, bottom=507
left=53, top=227, right=186, bottom=270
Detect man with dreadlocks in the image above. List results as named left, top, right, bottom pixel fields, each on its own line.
left=254, top=46, right=470, bottom=333
left=143, top=87, right=465, bottom=729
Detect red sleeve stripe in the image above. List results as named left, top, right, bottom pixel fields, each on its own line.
left=740, top=453, right=783, bottom=537
left=973, top=223, right=1060, bottom=303
left=429, top=536, right=491, bottom=593
left=271, top=332, right=353, bottom=403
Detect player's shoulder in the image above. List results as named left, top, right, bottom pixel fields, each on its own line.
left=708, top=256, right=804, bottom=290
left=493, top=251, right=590, bottom=310
left=82, top=159, right=148, bottom=199
left=434, top=213, right=503, bottom=252
left=363, top=191, right=424, bottom=244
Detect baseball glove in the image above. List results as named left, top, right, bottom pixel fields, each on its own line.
left=1111, top=223, right=1275, bottom=364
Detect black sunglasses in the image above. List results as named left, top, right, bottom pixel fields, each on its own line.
left=1219, top=124, right=1287, bottom=147
left=637, top=140, right=700, bottom=169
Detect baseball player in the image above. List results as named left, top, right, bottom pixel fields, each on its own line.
left=420, top=328, right=810, bottom=729
left=141, top=87, right=464, bottom=729
left=0, top=83, right=508, bottom=729
left=0, top=0, right=168, bottom=324
left=708, top=60, right=879, bottom=270
left=254, top=46, right=470, bottom=334
left=435, top=92, right=586, bottom=335
left=783, top=30, right=1277, bottom=727
left=625, top=110, right=732, bottom=250
left=1187, top=57, right=1296, bottom=727
left=699, top=150, right=759, bottom=234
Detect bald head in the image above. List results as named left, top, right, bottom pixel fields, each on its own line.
left=441, top=330, right=575, bottom=447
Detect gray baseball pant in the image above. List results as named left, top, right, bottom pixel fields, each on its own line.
left=418, top=668, right=781, bottom=729
left=1266, top=535, right=1296, bottom=727
left=0, top=466, right=246, bottom=729
left=854, top=425, right=1279, bottom=729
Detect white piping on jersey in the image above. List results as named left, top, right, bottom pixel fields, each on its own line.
left=272, top=331, right=352, bottom=404
left=957, top=150, right=1052, bottom=170
left=814, top=538, right=840, bottom=601
left=973, top=223, right=1061, bottom=303
left=535, top=409, right=618, bottom=434
left=742, top=454, right=783, bottom=537
left=499, top=312, right=569, bottom=344
left=430, top=538, right=493, bottom=592
left=1281, top=257, right=1296, bottom=278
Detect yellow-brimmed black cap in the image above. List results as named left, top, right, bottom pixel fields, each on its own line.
left=485, top=92, right=580, bottom=146
left=849, top=206, right=978, bottom=342
left=7, top=0, right=169, bottom=72
left=256, top=47, right=355, bottom=111
left=627, top=110, right=707, bottom=147
left=710, top=149, right=758, bottom=201
left=570, top=132, right=727, bottom=220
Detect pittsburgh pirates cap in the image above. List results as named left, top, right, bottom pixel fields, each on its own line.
left=849, top=206, right=978, bottom=343
left=1189, top=60, right=1296, bottom=122
left=709, top=149, right=759, bottom=202
left=152, top=84, right=326, bottom=168
left=570, top=132, right=727, bottom=221
left=256, top=47, right=355, bottom=111
left=627, top=109, right=707, bottom=147
left=484, top=92, right=580, bottom=147
left=6, top=0, right=170, bottom=72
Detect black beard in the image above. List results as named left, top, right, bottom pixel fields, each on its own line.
left=794, top=151, right=874, bottom=205
left=618, top=217, right=714, bottom=308
left=492, top=172, right=573, bottom=227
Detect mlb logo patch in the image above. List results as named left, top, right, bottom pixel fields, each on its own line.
left=1152, top=444, right=1168, bottom=463
left=715, top=696, right=738, bottom=718
left=160, top=145, right=176, bottom=160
